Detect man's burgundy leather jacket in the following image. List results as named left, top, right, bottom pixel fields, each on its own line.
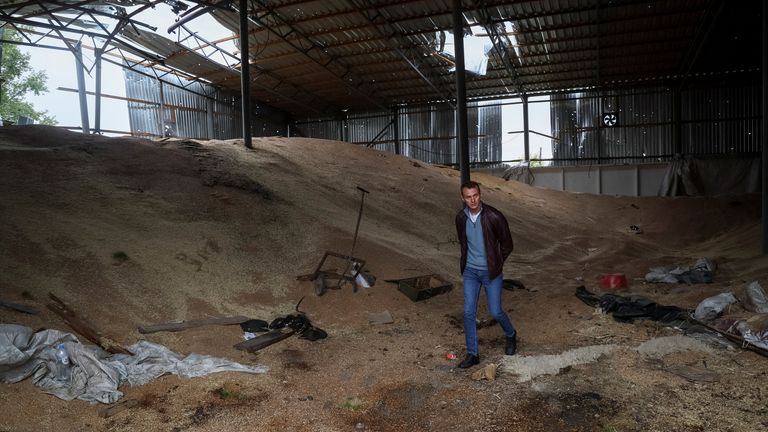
left=455, top=203, right=514, bottom=279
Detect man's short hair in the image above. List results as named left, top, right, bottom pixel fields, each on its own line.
left=460, top=180, right=481, bottom=193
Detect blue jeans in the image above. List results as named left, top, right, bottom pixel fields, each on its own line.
left=463, top=266, right=517, bottom=356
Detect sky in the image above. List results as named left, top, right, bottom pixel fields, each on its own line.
left=19, top=5, right=552, bottom=162
left=21, top=3, right=234, bottom=134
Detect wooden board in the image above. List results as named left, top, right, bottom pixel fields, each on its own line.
left=138, top=316, right=249, bottom=334
left=233, top=329, right=294, bottom=353
left=47, top=293, right=132, bottom=355
left=0, top=299, right=39, bottom=315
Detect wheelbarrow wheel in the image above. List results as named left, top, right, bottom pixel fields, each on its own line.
left=314, top=275, right=327, bottom=296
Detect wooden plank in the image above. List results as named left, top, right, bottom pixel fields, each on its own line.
left=233, top=329, right=294, bottom=353
left=47, top=293, right=132, bottom=355
left=138, top=315, right=249, bottom=334
left=0, top=299, right=39, bottom=315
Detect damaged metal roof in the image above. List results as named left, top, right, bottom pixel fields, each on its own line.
left=0, top=0, right=759, bottom=116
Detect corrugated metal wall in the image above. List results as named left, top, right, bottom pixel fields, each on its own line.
left=551, top=82, right=760, bottom=166
left=682, top=85, right=761, bottom=154
left=293, top=102, right=502, bottom=165
left=123, top=64, right=288, bottom=139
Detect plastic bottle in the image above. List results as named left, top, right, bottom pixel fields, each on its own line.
left=55, top=343, right=69, bottom=365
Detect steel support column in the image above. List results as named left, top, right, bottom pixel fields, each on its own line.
left=159, top=80, right=166, bottom=138
left=393, top=106, right=401, bottom=155
left=453, top=0, right=469, bottom=185
left=74, top=42, right=90, bottom=134
left=94, top=48, right=102, bottom=134
left=207, top=97, right=215, bottom=139
left=763, top=0, right=768, bottom=254
left=0, top=27, right=4, bottom=109
left=239, top=0, right=252, bottom=149
left=673, top=86, right=682, bottom=155
left=523, top=95, right=530, bottom=162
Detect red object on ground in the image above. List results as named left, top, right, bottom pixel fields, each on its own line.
left=599, top=273, right=627, bottom=289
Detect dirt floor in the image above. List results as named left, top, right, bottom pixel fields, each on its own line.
left=1, top=125, right=767, bottom=432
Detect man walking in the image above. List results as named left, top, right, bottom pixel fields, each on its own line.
left=455, top=180, right=517, bottom=368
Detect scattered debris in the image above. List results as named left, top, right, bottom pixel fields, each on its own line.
left=138, top=316, right=250, bottom=334
left=693, top=292, right=737, bottom=321
left=628, top=225, right=643, bottom=234
left=367, top=310, right=393, bottom=325
left=501, top=161, right=534, bottom=184
left=390, top=274, right=452, bottom=302
left=46, top=293, right=132, bottom=355
left=645, top=257, right=716, bottom=284
left=743, top=281, right=768, bottom=313
left=599, top=273, right=627, bottom=289
left=0, top=299, right=39, bottom=315
left=664, top=365, right=720, bottom=383
left=234, top=298, right=327, bottom=352
left=98, top=399, right=139, bottom=418
left=111, top=251, right=129, bottom=265
left=575, top=286, right=687, bottom=324
left=240, top=319, right=269, bottom=333
left=470, top=363, right=498, bottom=381
left=234, top=328, right=295, bottom=353
left=502, top=278, right=533, bottom=292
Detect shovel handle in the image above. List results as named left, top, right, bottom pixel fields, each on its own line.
left=357, top=186, right=370, bottom=194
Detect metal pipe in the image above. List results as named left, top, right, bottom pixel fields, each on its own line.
left=239, top=0, right=253, bottom=149
left=167, top=5, right=214, bottom=34
left=453, top=0, right=469, bottom=184
left=74, top=42, right=90, bottom=134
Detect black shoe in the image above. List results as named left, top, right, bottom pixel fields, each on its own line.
left=505, top=336, right=517, bottom=356
left=458, top=354, right=480, bottom=369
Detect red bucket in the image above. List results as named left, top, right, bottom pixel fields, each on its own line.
left=599, top=273, right=627, bottom=289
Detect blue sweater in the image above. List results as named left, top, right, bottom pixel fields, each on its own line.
left=464, top=208, right=488, bottom=270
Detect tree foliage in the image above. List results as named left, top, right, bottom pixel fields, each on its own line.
left=0, top=27, right=56, bottom=125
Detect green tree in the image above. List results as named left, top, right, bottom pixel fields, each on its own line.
left=0, top=27, right=56, bottom=125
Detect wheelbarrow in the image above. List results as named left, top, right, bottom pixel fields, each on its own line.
left=301, top=186, right=370, bottom=296
left=308, top=251, right=366, bottom=296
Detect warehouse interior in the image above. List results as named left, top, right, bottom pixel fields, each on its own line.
left=1, top=1, right=768, bottom=431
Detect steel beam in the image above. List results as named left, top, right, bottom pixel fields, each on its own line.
left=763, top=0, right=768, bottom=254
left=347, top=0, right=454, bottom=106
left=453, top=0, right=469, bottom=185
left=94, top=48, right=102, bottom=133
left=239, top=0, right=252, bottom=148
left=74, top=41, right=89, bottom=134
left=250, top=0, right=389, bottom=112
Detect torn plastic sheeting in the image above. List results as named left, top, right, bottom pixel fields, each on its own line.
left=0, top=324, right=268, bottom=404
left=744, top=281, right=768, bottom=313
left=574, top=286, right=687, bottom=324
left=730, top=320, right=768, bottom=350
left=645, top=257, right=716, bottom=284
left=693, top=292, right=738, bottom=322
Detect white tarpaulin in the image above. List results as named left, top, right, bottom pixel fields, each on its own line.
left=0, top=324, right=268, bottom=404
